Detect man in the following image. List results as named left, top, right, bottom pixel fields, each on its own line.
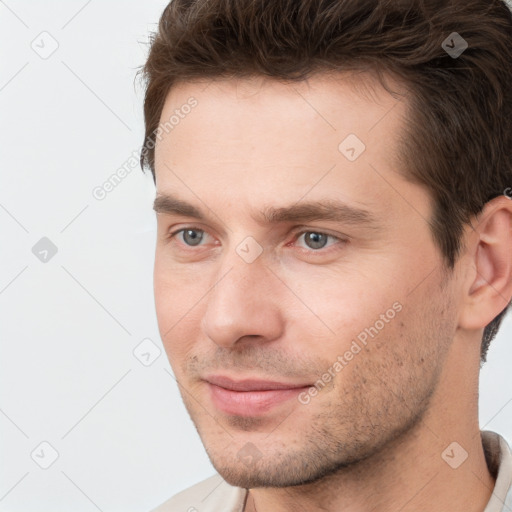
left=140, top=0, right=512, bottom=510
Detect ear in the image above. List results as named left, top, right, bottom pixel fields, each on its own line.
left=458, top=195, right=512, bottom=330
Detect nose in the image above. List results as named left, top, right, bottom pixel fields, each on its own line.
left=200, top=248, right=285, bottom=349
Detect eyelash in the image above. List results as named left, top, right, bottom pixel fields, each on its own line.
left=166, top=226, right=346, bottom=255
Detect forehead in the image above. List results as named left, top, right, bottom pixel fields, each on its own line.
left=159, top=71, right=406, bottom=137
left=152, top=71, right=429, bottom=230
left=158, top=72, right=401, bottom=155
left=155, top=71, right=407, bottom=168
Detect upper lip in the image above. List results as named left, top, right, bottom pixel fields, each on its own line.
left=205, top=375, right=311, bottom=392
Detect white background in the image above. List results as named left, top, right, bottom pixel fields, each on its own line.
left=0, top=1, right=511, bottom=511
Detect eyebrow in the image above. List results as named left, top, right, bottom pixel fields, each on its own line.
left=153, top=193, right=380, bottom=229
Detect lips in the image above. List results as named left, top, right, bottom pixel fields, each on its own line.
left=204, top=375, right=312, bottom=416
left=205, top=375, right=311, bottom=391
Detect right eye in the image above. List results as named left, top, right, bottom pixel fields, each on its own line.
left=167, top=226, right=217, bottom=249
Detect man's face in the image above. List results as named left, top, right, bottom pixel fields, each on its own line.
left=153, top=73, right=459, bottom=488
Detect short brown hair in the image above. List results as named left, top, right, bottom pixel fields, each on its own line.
left=138, top=0, right=512, bottom=362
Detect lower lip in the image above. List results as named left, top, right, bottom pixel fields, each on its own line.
left=208, top=383, right=310, bottom=416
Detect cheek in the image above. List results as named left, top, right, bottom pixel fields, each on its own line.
left=153, top=258, right=174, bottom=329
left=154, top=250, right=204, bottom=316
left=153, top=258, right=206, bottom=362
left=284, top=266, right=399, bottom=336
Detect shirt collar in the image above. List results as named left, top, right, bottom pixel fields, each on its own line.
left=482, top=430, right=512, bottom=512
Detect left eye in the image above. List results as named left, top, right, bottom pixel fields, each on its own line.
left=295, top=231, right=338, bottom=250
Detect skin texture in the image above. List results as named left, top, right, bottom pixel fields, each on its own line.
left=152, top=72, right=512, bottom=511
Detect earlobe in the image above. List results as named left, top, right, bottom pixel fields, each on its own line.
left=459, top=197, right=512, bottom=330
